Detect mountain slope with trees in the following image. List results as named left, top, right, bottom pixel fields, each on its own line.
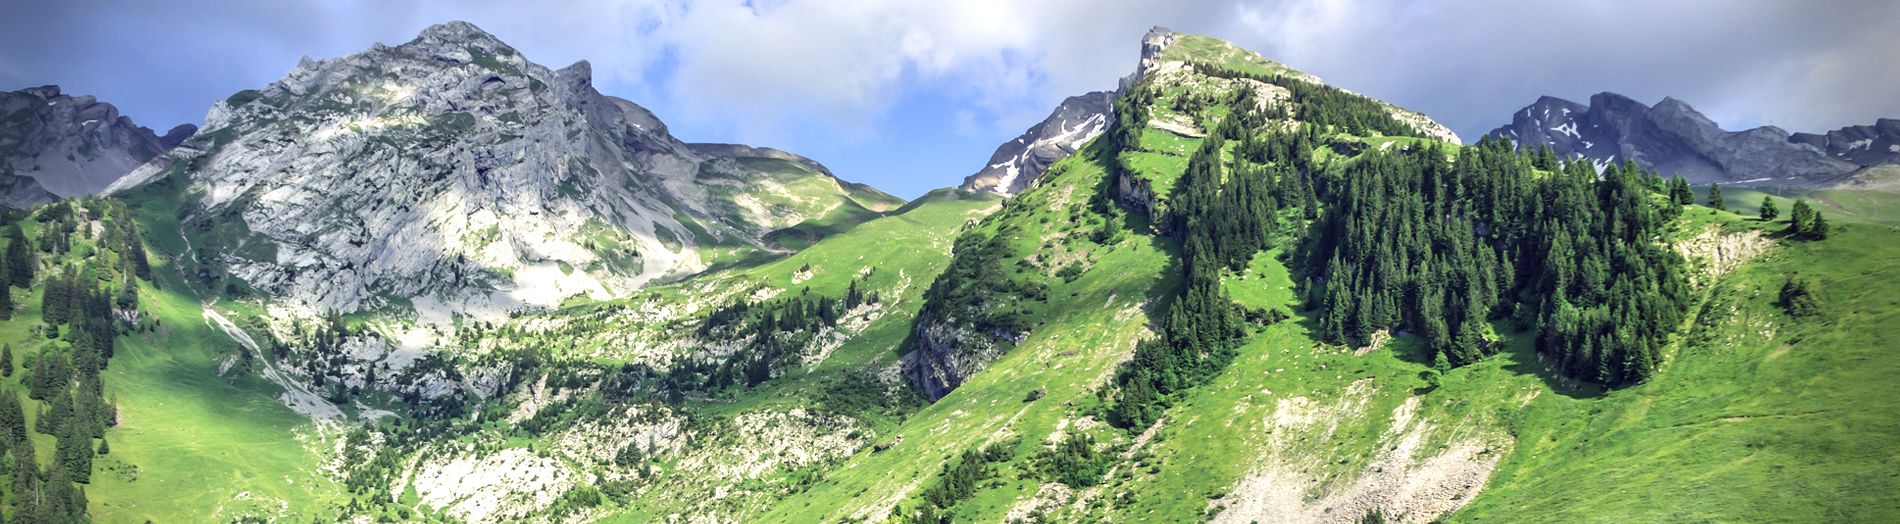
left=0, top=22, right=1894, bottom=524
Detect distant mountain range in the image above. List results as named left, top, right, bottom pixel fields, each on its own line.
left=0, top=85, right=194, bottom=207
left=1488, top=92, right=1897, bottom=186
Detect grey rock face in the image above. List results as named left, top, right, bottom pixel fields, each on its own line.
left=108, top=21, right=888, bottom=317
left=1488, top=92, right=1860, bottom=186
left=901, top=320, right=1013, bottom=401
left=1119, top=26, right=1179, bottom=90
left=958, top=91, right=1113, bottom=195
left=0, top=85, right=193, bottom=204
left=1789, top=118, right=1900, bottom=167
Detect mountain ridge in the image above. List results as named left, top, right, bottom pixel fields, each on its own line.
left=0, top=84, right=194, bottom=206
left=1486, top=92, right=1882, bottom=185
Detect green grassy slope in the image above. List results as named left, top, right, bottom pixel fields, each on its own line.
left=1706, top=186, right=1900, bottom=227
left=581, top=190, right=1002, bottom=520
left=1459, top=214, right=1900, bottom=522
left=759, top=141, right=1181, bottom=523
left=0, top=204, right=342, bottom=522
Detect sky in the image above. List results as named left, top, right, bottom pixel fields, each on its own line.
left=4, top=0, right=1897, bottom=198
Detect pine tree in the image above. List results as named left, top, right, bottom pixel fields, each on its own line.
left=1781, top=276, right=1821, bottom=317
left=39, top=388, right=72, bottom=437
left=1759, top=196, right=1779, bottom=221
left=1790, top=199, right=1815, bottom=235
left=10, top=444, right=38, bottom=514
left=0, top=281, right=10, bottom=321
left=43, top=461, right=86, bottom=521
left=56, top=413, right=93, bottom=483
left=0, top=390, right=26, bottom=444
left=1669, top=177, right=1695, bottom=205
left=1809, top=212, right=1831, bottom=240
left=4, top=224, right=31, bottom=287
left=1707, top=183, right=1726, bottom=211
left=1, top=343, right=11, bottom=377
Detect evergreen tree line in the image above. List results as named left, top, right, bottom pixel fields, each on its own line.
left=1188, top=62, right=1424, bottom=138
left=1107, top=116, right=1259, bottom=428
left=903, top=220, right=1050, bottom=357
left=1301, top=137, right=1693, bottom=384
left=667, top=274, right=885, bottom=392
left=1100, top=85, right=1334, bottom=428
left=911, top=440, right=1017, bottom=523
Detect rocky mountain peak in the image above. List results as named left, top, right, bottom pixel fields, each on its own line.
left=0, top=84, right=191, bottom=206
left=158, top=123, right=198, bottom=148
left=1121, top=26, right=1180, bottom=89
left=557, top=59, right=593, bottom=87
left=959, top=91, right=1114, bottom=195
left=1788, top=117, right=1900, bottom=167
left=108, top=21, right=897, bottom=317
left=1489, top=92, right=1862, bottom=185
left=411, top=20, right=505, bottom=47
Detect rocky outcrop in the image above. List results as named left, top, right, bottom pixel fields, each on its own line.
left=902, top=320, right=1016, bottom=401
left=107, top=21, right=893, bottom=316
left=0, top=85, right=194, bottom=205
left=1120, top=26, right=1180, bottom=89
left=1673, top=227, right=1773, bottom=287
left=1487, top=93, right=1861, bottom=186
left=1789, top=118, right=1900, bottom=167
left=959, top=91, right=1113, bottom=195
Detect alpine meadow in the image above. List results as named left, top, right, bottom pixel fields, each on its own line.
left=0, top=5, right=1897, bottom=523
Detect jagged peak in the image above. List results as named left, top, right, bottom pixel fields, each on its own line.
left=558, top=60, right=593, bottom=89
left=1653, top=96, right=1697, bottom=112
left=12, top=85, right=62, bottom=99
left=413, top=20, right=500, bottom=44
left=1531, top=95, right=1585, bottom=109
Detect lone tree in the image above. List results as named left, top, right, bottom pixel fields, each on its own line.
left=1810, top=212, right=1831, bottom=240
left=1708, top=183, right=1727, bottom=211
left=1790, top=200, right=1816, bottom=235
left=1759, top=196, right=1779, bottom=221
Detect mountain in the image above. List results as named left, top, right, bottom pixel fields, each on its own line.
left=1487, top=92, right=1862, bottom=185
left=959, top=91, right=1113, bottom=195
left=959, top=27, right=1459, bottom=198
left=3, top=20, right=1898, bottom=524
left=1790, top=118, right=1900, bottom=167
left=0, top=85, right=194, bottom=206
left=107, top=21, right=896, bottom=316
left=908, top=27, right=1461, bottom=401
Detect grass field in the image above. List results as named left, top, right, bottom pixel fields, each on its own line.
left=0, top=210, right=343, bottom=522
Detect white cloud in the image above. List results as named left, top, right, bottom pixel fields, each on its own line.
left=6, top=0, right=1899, bottom=151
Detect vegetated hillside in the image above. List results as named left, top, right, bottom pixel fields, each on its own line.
left=774, top=30, right=1898, bottom=524
left=2, top=23, right=1896, bottom=524
left=0, top=200, right=346, bottom=522
left=105, top=21, right=897, bottom=318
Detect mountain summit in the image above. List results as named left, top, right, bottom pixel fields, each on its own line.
left=0, top=85, right=194, bottom=207
left=958, top=26, right=1457, bottom=197
left=108, top=21, right=898, bottom=316
left=1487, top=92, right=1866, bottom=185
